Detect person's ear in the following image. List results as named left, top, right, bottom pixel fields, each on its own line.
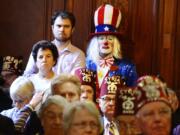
left=71, top=27, right=75, bottom=34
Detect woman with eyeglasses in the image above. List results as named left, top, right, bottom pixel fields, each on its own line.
left=63, top=101, right=103, bottom=135
left=38, top=95, right=68, bottom=135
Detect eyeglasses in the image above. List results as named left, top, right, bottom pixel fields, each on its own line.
left=72, top=121, right=99, bottom=129
left=100, top=97, right=115, bottom=103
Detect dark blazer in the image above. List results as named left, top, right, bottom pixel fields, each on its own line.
left=24, top=112, right=44, bottom=135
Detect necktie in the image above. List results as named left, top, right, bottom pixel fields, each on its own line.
left=99, top=57, right=114, bottom=68
left=108, top=122, right=115, bottom=135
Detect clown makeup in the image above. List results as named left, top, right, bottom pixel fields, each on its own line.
left=97, top=35, right=114, bottom=58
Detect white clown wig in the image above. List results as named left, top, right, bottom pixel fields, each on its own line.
left=86, top=36, right=122, bottom=65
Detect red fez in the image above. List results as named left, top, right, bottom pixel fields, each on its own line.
left=115, top=87, right=138, bottom=116
left=100, top=75, right=124, bottom=97
left=2, top=56, right=23, bottom=75
left=136, top=75, right=171, bottom=112
left=75, top=68, right=96, bottom=88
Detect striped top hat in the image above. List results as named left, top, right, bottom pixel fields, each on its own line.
left=90, top=4, right=122, bottom=38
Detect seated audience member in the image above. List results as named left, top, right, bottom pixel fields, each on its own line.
left=75, top=68, right=96, bottom=102
left=98, top=75, right=125, bottom=135
left=135, top=75, right=173, bottom=135
left=114, top=87, right=142, bottom=135
left=38, top=95, right=68, bottom=135
left=51, top=73, right=81, bottom=102
left=0, top=55, right=23, bottom=111
left=0, top=114, right=15, bottom=135
left=1, top=76, right=43, bottom=134
left=63, top=101, right=102, bottom=135
left=29, top=40, right=58, bottom=94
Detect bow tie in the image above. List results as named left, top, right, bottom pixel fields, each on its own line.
left=99, top=57, right=114, bottom=68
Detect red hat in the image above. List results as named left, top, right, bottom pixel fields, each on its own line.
left=2, top=56, right=23, bottom=75
left=75, top=68, right=96, bottom=88
left=89, top=4, right=122, bottom=38
left=114, top=87, right=138, bottom=116
left=100, top=75, right=124, bottom=97
left=136, top=75, right=171, bottom=112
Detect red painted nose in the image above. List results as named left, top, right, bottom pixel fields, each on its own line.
left=104, top=42, right=108, bottom=45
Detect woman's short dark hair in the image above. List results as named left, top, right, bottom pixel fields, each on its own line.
left=32, top=40, right=59, bottom=66
left=51, top=11, right=76, bottom=28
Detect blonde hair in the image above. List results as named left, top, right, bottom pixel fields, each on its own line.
left=10, top=76, right=34, bottom=100
left=86, top=36, right=122, bottom=64
left=51, top=73, right=81, bottom=96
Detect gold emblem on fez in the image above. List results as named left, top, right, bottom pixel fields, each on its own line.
left=81, top=69, right=93, bottom=82
left=122, top=96, right=135, bottom=113
left=106, top=76, right=121, bottom=94
left=144, top=85, right=160, bottom=100
left=3, top=56, right=22, bottom=70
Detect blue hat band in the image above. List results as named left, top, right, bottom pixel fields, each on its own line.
left=95, top=25, right=117, bottom=33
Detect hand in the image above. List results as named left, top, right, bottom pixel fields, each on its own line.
left=29, top=91, right=44, bottom=109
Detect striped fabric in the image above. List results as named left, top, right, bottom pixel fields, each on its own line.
left=108, top=122, right=115, bottom=135
left=94, top=4, right=121, bottom=29
left=14, top=105, right=33, bottom=132
left=99, top=57, right=114, bottom=68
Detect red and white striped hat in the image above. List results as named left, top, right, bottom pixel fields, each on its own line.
left=90, top=4, right=122, bottom=38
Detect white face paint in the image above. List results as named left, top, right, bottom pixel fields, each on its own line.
left=97, top=35, right=114, bottom=58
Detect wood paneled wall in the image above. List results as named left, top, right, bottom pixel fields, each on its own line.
left=0, top=0, right=48, bottom=63
left=0, top=0, right=179, bottom=96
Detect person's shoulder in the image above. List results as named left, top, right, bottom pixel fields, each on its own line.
left=69, top=44, right=85, bottom=54
left=86, top=58, right=97, bottom=70
left=114, top=58, right=136, bottom=66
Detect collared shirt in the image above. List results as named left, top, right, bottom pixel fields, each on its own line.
left=24, top=42, right=85, bottom=76
left=103, top=117, right=119, bottom=135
